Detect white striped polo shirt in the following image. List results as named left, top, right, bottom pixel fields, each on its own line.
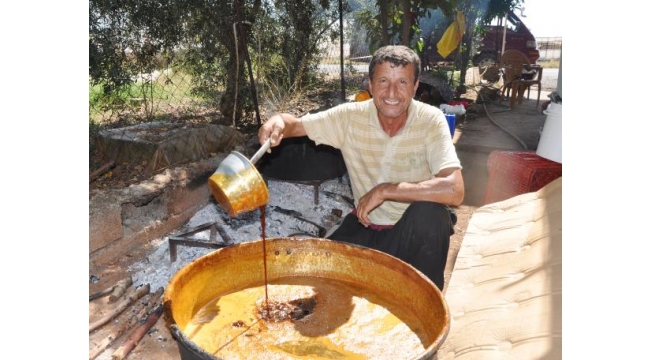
left=301, top=98, right=462, bottom=225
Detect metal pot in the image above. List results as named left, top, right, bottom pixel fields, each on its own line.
left=207, top=139, right=271, bottom=217
left=163, top=237, right=450, bottom=360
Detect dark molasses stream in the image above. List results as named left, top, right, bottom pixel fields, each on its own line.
left=258, top=206, right=313, bottom=322
left=260, top=205, right=269, bottom=312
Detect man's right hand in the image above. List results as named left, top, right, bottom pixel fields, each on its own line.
left=258, top=114, right=286, bottom=152
left=258, top=113, right=307, bottom=151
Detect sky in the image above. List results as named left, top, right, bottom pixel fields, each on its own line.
left=518, top=0, right=563, bottom=37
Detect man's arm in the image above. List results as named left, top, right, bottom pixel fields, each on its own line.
left=258, top=113, right=307, bottom=149
left=355, top=168, right=464, bottom=227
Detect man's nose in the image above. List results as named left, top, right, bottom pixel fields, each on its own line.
left=386, top=82, right=398, bottom=97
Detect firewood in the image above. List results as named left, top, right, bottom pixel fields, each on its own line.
left=89, top=276, right=133, bottom=302
left=89, top=284, right=150, bottom=333
left=89, top=287, right=163, bottom=360
left=108, top=277, right=134, bottom=303
left=89, top=287, right=114, bottom=302
left=111, top=304, right=164, bottom=360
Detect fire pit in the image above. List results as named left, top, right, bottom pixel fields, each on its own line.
left=163, top=237, right=450, bottom=360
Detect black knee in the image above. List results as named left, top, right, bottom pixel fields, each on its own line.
left=402, top=202, right=455, bottom=233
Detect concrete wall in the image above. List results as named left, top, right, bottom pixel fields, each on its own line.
left=89, top=155, right=226, bottom=268
left=90, top=122, right=251, bottom=268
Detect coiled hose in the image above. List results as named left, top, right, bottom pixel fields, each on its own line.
left=474, top=86, right=528, bottom=150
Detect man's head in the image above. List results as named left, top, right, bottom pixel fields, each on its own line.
left=369, top=45, right=421, bottom=84
left=367, top=45, right=421, bottom=125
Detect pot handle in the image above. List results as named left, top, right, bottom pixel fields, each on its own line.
left=249, top=138, right=271, bottom=165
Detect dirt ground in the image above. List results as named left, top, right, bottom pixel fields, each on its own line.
left=89, top=87, right=481, bottom=360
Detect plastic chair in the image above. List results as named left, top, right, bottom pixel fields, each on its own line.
left=498, top=50, right=542, bottom=107
left=523, top=66, right=543, bottom=106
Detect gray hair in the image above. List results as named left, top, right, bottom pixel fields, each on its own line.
left=369, top=45, right=421, bottom=83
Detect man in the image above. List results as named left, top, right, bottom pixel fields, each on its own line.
left=258, top=45, right=464, bottom=290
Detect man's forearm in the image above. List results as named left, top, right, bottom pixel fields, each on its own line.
left=380, top=169, right=464, bottom=206
left=275, top=113, right=306, bottom=138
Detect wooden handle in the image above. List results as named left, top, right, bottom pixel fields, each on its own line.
left=249, top=138, right=271, bottom=165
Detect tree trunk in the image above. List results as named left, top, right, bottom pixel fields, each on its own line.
left=283, top=0, right=316, bottom=88
left=457, top=27, right=475, bottom=92
left=214, top=0, right=262, bottom=127
left=400, top=0, right=411, bottom=46
left=378, top=0, right=390, bottom=46
left=217, top=22, right=246, bottom=126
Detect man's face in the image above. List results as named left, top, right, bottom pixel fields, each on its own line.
left=368, top=62, right=419, bottom=122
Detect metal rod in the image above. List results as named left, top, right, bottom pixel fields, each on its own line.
left=250, top=138, right=271, bottom=165
left=168, top=238, right=229, bottom=262
left=167, top=220, right=234, bottom=262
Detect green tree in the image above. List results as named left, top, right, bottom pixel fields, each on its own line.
left=354, top=0, right=452, bottom=53
left=272, top=0, right=345, bottom=91
left=89, top=0, right=184, bottom=117
left=352, top=0, right=522, bottom=92
left=90, top=0, right=344, bottom=126
left=454, top=0, right=523, bottom=90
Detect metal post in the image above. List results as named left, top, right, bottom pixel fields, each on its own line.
left=500, top=15, right=507, bottom=59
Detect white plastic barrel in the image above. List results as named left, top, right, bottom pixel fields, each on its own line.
left=536, top=102, right=562, bottom=163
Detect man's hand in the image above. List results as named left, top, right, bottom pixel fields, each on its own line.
left=356, top=183, right=392, bottom=227
left=257, top=113, right=306, bottom=151
left=258, top=114, right=285, bottom=151
left=355, top=169, right=464, bottom=226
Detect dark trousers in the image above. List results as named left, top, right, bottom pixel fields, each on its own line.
left=327, top=202, right=457, bottom=290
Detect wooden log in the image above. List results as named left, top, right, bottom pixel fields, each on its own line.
left=108, top=277, right=133, bottom=303
left=89, top=284, right=150, bottom=333
left=89, top=287, right=114, bottom=302
left=111, top=304, right=164, bottom=360
left=89, top=276, right=132, bottom=302
left=89, top=287, right=163, bottom=360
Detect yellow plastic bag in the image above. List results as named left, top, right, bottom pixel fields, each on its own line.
left=437, top=12, right=466, bottom=58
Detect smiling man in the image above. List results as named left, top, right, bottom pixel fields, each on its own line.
left=258, top=45, right=464, bottom=290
